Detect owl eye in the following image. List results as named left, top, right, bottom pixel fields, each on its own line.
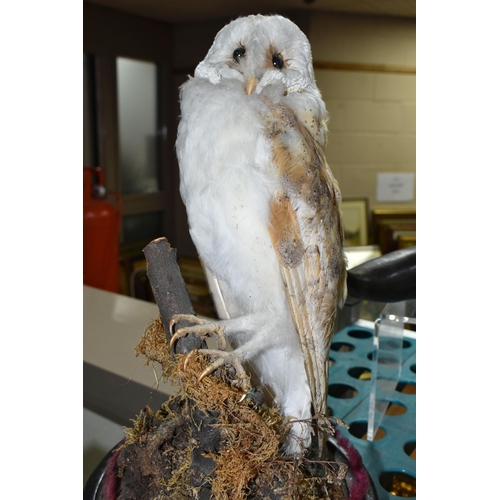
left=233, top=47, right=245, bottom=62
left=272, top=54, right=284, bottom=69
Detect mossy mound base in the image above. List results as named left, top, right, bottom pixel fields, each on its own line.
left=112, top=317, right=349, bottom=499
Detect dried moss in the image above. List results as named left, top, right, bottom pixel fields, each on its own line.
left=135, top=316, right=171, bottom=374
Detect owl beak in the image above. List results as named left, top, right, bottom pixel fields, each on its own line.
left=246, top=75, right=257, bottom=95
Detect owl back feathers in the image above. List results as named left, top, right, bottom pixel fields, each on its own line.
left=265, top=100, right=347, bottom=416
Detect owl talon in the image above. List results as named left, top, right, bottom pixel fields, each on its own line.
left=169, top=314, right=207, bottom=336
left=198, top=349, right=251, bottom=393
left=169, top=314, right=228, bottom=354
left=230, top=374, right=252, bottom=393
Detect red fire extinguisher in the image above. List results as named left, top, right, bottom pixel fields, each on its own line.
left=83, top=167, right=122, bottom=293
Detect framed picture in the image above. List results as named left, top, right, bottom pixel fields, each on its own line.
left=378, top=221, right=416, bottom=254
left=341, top=198, right=369, bottom=246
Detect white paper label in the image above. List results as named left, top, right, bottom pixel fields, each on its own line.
left=376, top=173, right=414, bottom=202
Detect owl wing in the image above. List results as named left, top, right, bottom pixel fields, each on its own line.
left=266, top=100, right=347, bottom=417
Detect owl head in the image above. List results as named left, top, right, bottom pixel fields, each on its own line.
left=195, top=15, right=320, bottom=97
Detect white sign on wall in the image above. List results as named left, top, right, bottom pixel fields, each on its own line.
left=376, top=173, right=414, bottom=202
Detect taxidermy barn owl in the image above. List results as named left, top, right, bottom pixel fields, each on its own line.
left=174, top=14, right=347, bottom=456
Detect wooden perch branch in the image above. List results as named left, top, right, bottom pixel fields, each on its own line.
left=143, top=237, right=205, bottom=354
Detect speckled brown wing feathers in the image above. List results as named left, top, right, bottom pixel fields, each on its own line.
left=266, top=101, right=347, bottom=417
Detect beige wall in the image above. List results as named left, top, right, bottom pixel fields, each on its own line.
left=310, top=13, right=416, bottom=211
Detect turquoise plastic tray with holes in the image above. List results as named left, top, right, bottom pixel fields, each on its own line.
left=328, top=321, right=416, bottom=500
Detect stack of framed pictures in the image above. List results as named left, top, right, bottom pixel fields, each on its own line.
left=372, top=209, right=416, bottom=254
left=341, top=200, right=416, bottom=255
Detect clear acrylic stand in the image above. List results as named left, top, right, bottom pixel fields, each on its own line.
left=367, top=299, right=416, bottom=441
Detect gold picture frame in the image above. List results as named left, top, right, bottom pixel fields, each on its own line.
left=341, top=198, right=369, bottom=246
